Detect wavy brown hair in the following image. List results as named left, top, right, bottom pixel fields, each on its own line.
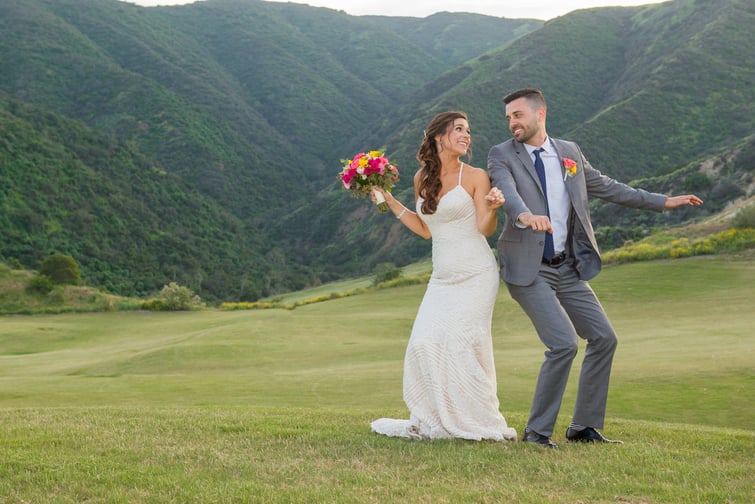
left=416, top=111, right=470, bottom=215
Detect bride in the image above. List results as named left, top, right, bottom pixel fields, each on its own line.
left=370, top=111, right=517, bottom=441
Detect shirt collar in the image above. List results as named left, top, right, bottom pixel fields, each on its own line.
left=524, top=137, right=553, bottom=156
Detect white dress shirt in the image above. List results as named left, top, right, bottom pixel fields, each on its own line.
left=524, top=138, right=572, bottom=254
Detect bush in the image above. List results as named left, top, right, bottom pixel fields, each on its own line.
left=373, top=263, right=402, bottom=285
left=39, top=254, right=80, bottom=285
left=144, top=282, right=204, bottom=311
left=46, top=287, right=66, bottom=304
left=6, top=258, right=23, bottom=269
left=377, top=274, right=429, bottom=289
left=603, top=228, right=755, bottom=263
left=26, top=274, right=54, bottom=295
left=732, top=204, right=755, bottom=229
left=705, top=228, right=755, bottom=253
left=683, top=172, right=711, bottom=193
left=141, top=298, right=168, bottom=311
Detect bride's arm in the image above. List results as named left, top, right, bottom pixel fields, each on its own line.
left=469, top=167, right=504, bottom=237
left=373, top=171, right=431, bottom=239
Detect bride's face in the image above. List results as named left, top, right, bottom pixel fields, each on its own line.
left=436, top=119, right=471, bottom=156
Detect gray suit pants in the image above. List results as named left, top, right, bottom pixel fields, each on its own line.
left=506, top=259, right=618, bottom=436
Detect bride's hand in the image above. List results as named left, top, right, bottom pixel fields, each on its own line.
left=371, top=186, right=393, bottom=203
left=485, top=187, right=505, bottom=209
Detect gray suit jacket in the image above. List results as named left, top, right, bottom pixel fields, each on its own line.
left=488, top=138, right=667, bottom=286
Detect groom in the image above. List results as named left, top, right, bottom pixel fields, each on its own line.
left=487, top=88, right=702, bottom=448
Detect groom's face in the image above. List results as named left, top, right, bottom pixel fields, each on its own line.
left=505, top=97, right=543, bottom=144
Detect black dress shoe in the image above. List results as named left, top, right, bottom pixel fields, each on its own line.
left=523, top=429, right=558, bottom=449
left=565, top=427, right=623, bottom=444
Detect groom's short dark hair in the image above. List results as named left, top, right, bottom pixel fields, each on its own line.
left=503, top=88, right=546, bottom=108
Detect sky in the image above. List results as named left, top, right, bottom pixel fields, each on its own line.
left=123, top=0, right=667, bottom=21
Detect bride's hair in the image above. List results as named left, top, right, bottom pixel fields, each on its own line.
left=416, top=111, right=470, bottom=215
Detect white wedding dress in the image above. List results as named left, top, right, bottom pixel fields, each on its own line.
left=371, top=164, right=517, bottom=441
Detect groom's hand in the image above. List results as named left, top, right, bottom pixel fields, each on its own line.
left=518, top=212, right=553, bottom=234
left=664, top=194, right=703, bottom=209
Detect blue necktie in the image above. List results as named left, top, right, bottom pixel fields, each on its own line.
left=533, top=148, right=555, bottom=260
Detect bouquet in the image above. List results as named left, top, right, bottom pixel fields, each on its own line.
left=338, top=150, right=399, bottom=213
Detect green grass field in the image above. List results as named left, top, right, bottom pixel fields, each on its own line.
left=1, top=255, right=753, bottom=502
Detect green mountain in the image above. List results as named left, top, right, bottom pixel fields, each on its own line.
left=293, top=0, right=755, bottom=274
left=0, top=0, right=752, bottom=300
left=364, top=12, right=543, bottom=66
left=0, top=92, right=276, bottom=299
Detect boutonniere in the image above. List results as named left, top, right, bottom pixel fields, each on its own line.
left=563, top=157, right=577, bottom=181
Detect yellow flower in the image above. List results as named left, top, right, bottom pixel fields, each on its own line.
left=563, top=157, right=577, bottom=175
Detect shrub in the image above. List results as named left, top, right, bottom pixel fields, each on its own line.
left=26, top=274, right=54, bottom=295
left=47, top=287, right=66, bottom=304
left=732, top=204, right=755, bottom=229
left=141, top=298, right=167, bottom=311
left=39, top=254, right=80, bottom=285
left=6, top=258, right=23, bottom=269
left=373, top=263, right=402, bottom=285
left=683, top=172, right=711, bottom=193
left=603, top=228, right=755, bottom=264
left=705, top=228, right=755, bottom=253
left=377, top=275, right=429, bottom=289
left=144, top=282, right=204, bottom=311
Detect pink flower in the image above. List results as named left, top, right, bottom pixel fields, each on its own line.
left=350, top=152, right=366, bottom=170
left=341, top=169, right=355, bottom=188
left=368, top=156, right=388, bottom=175
left=563, top=157, right=577, bottom=177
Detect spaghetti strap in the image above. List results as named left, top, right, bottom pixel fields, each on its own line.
left=458, top=162, right=464, bottom=186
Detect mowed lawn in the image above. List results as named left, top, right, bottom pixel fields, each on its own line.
left=0, top=255, right=753, bottom=503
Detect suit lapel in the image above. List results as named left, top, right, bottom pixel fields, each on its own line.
left=550, top=139, right=577, bottom=196
left=550, top=138, right=598, bottom=250
left=513, top=140, right=544, bottom=194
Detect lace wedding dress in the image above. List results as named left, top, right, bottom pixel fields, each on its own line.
left=371, top=164, right=517, bottom=441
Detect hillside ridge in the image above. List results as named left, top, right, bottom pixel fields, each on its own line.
left=0, top=0, right=752, bottom=300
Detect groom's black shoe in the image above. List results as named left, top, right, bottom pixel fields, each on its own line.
left=565, top=427, right=623, bottom=444
left=523, top=429, right=558, bottom=449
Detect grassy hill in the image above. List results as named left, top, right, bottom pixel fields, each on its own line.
left=283, top=0, right=755, bottom=277
left=0, top=93, right=277, bottom=300
left=0, top=255, right=752, bottom=502
left=2, top=194, right=753, bottom=314
left=363, top=0, right=755, bottom=179
left=365, top=11, right=543, bottom=66
left=0, top=0, right=536, bottom=300
left=0, top=0, right=752, bottom=301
